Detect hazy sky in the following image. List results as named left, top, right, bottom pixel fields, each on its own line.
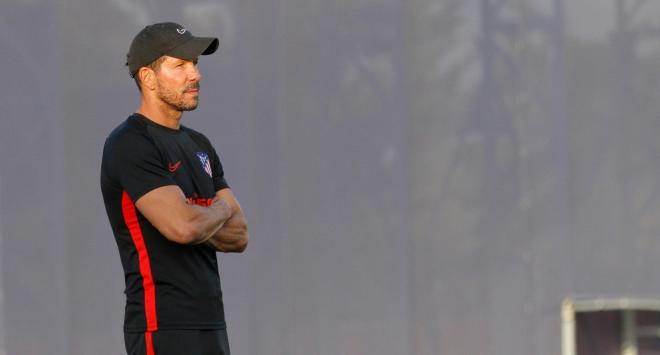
left=565, top=1, right=660, bottom=42
left=565, top=1, right=613, bottom=41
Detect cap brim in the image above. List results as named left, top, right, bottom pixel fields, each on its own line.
left=168, top=37, right=219, bottom=61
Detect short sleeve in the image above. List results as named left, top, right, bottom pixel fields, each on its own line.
left=104, top=132, right=176, bottom=201
left=182, top=127, right=230, bottom=192
left=211, top=148, right=230, bottom=191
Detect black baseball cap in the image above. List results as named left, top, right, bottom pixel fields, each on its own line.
left=126, top=22, right=219, bottom=77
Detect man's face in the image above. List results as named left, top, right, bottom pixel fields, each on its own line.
left=154, top=56, right=201, bottom=112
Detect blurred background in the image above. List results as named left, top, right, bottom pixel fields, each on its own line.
left=3, top=0, right=660, bottom=354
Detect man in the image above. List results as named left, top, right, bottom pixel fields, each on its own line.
left=101, top=22, right=248, bottom=355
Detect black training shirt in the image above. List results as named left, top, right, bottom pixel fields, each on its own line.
left=101, top=113, right=229, bottom=332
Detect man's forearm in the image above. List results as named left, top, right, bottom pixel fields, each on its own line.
left=185, top=198, right=233, bottom=244
left=205, top=212, right=249, bottom=252
left=135, top=185, right=234, bottom=245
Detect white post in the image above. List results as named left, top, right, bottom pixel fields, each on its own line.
left=621, top=310, right=638, bottom=355
left=0, top=182, right=5, bottom=355
left=561, top=299, right=576, bottom=355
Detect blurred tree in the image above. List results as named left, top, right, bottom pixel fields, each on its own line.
left=404, top=1, right=571, bottom=354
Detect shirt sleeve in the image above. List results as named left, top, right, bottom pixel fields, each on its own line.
left=183, top=127, right=230, bottom=192
left=106, top=132, right=176, bottom=202
left=211, top=147, right=230, bottom=191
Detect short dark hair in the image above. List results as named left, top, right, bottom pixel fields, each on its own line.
left=132, top=56, right=168, bottom=91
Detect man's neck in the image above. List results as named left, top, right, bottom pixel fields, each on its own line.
left=137, top=99, right=183, bottom=130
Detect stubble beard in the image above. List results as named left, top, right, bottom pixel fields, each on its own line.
left=157, top=80, right=200, bottom=112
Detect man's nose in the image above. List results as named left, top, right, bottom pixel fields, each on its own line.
left=188, top=65, right=201, bottom=81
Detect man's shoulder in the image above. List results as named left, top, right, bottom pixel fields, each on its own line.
left=181, top=125, right=213, bottom=147
left=181, top=125, right=207, bottom=139
left=105, top=115, right=151, bottom=147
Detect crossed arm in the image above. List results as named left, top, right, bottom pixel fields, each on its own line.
left=135, top=185, right=249, bottom=252
left=204, top=188, right=249, bottom=253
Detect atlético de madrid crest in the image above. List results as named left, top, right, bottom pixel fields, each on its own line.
left=196, top=152, right=213, bottom=178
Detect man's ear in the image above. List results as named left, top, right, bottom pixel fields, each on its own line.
left=138, top=67, right=157, bottom=91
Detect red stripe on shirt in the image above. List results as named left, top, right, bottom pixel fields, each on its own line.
left=145, top=331, right=155, bottom=355
left=122, top=191, right=158, bottom=332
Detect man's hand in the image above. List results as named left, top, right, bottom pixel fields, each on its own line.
left=205, top=188, right=249, bottom=253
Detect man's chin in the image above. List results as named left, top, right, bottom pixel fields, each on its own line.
left=178, top=101, right=199, bottom=111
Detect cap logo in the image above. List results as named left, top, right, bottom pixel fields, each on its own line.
left=176, top=28, right=187, bottom=34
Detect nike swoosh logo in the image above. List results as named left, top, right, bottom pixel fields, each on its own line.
left=168, top=161, right=182, bottom=172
